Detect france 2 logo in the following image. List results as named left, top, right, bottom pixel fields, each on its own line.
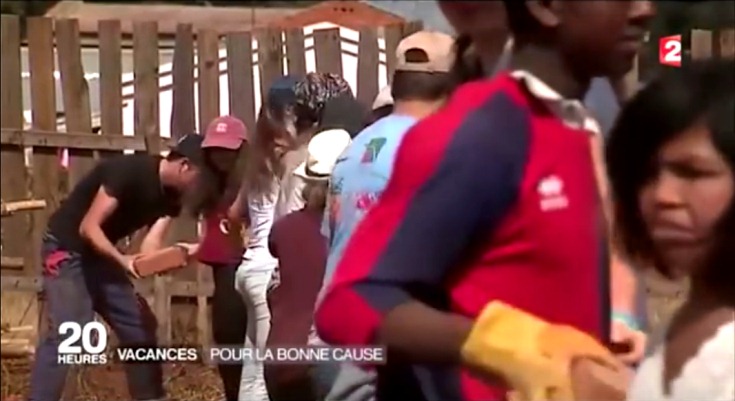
left=659, top=35, right=682, bottom=67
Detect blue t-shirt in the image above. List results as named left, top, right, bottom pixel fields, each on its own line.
left=319, top=114, right=418, bottom=294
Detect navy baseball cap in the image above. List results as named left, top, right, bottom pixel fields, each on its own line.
left=267, top=75, right=301, bottom=114
left=169, top=134, right=205, bottom=166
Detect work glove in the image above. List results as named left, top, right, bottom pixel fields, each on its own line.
left=461, top=301, right=627, bottom=401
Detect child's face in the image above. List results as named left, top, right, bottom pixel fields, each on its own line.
left=638, top=122, right=734, bottom=277
left=553, top=1, right=655, bottom=78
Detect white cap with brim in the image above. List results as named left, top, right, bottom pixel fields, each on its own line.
left=293, top=128, right=352, bottom=181
left=372, top=85, right=394, bottom=110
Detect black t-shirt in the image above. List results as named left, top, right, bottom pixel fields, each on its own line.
left=47, top=154, right=181, bottom=252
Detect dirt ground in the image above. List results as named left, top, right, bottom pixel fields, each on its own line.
left=1, top=358, right=224, bottom=401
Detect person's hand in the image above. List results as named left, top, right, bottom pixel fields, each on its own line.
left=176, top=242, right=199, bottom=257
left=462, top=302, right=624, bottom=401
left=610, top=318, right=647, bottom=365
left=118, top=254, right=141, bottom=279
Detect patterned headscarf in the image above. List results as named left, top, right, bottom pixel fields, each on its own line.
left=293, top=73, right=353, bottom=123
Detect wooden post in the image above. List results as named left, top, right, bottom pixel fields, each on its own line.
left=56, top=19, right=96, bottom=185
left=313, top=28, right=343, bottom=76
left=197, top=29, right=221, bottom=135
left=285, top=28, right=306, bottom=77
left=26, top=17, right=59, bottom=350
left=227, top=31, right=256, bottom=130
left=357, top=27, right=380, bottom=108
left=133, top=21, right=172, bottom=345
left=690, top=29, right=713, bottom=60
left=168, top=24, right=199, bottom=271
left=98, top=19, right=123, bottom=159
left=195, top=28, right=222, bottom=349
left=719, top=29, right=735, bottom=59
left=257, top=29, right=285, bottom=103
left=1, top=15, right=29, bottom=273
left=171, top=24, right=196, bottom=140
left=383, top=24, right=402, bottom=84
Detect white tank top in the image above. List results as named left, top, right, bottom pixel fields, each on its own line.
left=242, top=183, right=279, bottom=273
left=627, top=319, right=735, bottom=401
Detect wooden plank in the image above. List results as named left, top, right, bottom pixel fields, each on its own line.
left=133, top=21, right=161, bottom=155
left=169, top=23, right=198, bottom=279
left=168, top=24, right=198, bottom=275
left=383, top=25, right=402, bottom=84
left=313, top=28, right=343, bottom=76
left=98, top=20, right=123, bottom=160
left=0, top=15, right=29, bottom=276
left=719, top=29, right=735, bottom=59
left=402, top=20, right=424, bottom=37
left=227, top=31, right=256, bottom=130
left=197, top=29, right=221, bottom=133
left=1, top=256, right=24, bottom=269
left=195, top=30, right=221, bottom=293
left=0, top=129, right=167, bottom=151
left=27, top=17, right=59, bottom=280
left=56, top=19, right=96, bottom=186
left=171, top=24, right=196, bottom=140
left=170, top=28, right=221, bottom=283
left=285, top=28, right=306, bottom=77
left=0, top=275, right=214, bottom=297
left=133, top=21, right=171, bottom=344
left=257, top=29, right=284, bottom=102
left=690, top=29, right=713, bottom=60
left=357, top=27, right=380, bottom=108
left=196, top=263, right=211, bottom=348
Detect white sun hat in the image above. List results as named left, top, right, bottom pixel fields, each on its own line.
left=293, top=128, right=352, bottom=181
left=372, top=85, right=394, bottom=110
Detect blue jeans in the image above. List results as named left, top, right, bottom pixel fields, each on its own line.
left=29, top=234, right=164, bottom=401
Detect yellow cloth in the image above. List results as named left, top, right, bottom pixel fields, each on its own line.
left=461, top=301, right=620, bottom=401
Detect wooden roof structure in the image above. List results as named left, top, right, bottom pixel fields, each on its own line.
left=262, top=1, right=406, bottom=30
left=44, top=1, right=407, bottom=37
left=43, top=0, right=302, bottom=36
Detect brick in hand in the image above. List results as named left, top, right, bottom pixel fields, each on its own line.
left=133, top=245, right=189, bottom=277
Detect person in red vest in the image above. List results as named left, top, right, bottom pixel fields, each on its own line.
left=196, top=115, right=249, bottom=401
left=161, top=115, right=249, bottom=401
left=315, top=1, right=654, bottom=400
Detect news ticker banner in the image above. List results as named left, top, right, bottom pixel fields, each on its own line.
left=58, top=345, right=387, bottom=366
left=57, top=321, right=386, bottom=366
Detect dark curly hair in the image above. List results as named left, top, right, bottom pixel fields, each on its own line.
left=606, top=59, right=735, bottom=292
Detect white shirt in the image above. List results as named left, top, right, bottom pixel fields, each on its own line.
left=241, top=183, right=279, bottom=274
left=627, top=320, right=735, bottom=401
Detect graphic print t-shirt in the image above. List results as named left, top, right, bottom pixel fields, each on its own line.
left=47, top=154, right=181, bottom=252
left=318, top=114, right=418, bottom=300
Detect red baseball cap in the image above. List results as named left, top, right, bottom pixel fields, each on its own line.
left=202, top=115, right=248, bottom=150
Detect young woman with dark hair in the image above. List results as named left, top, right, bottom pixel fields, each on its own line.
left=234, top=75, right=303, bottom=401
left=606, top=60, right=734, bottom=400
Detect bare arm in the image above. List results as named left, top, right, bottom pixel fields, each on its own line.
left=79, top=187, right=126, bottom=266
left=139, top=216, right=173, bottom=254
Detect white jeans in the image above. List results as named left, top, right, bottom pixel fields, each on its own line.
left=235, top=266, right=274, bottom=401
